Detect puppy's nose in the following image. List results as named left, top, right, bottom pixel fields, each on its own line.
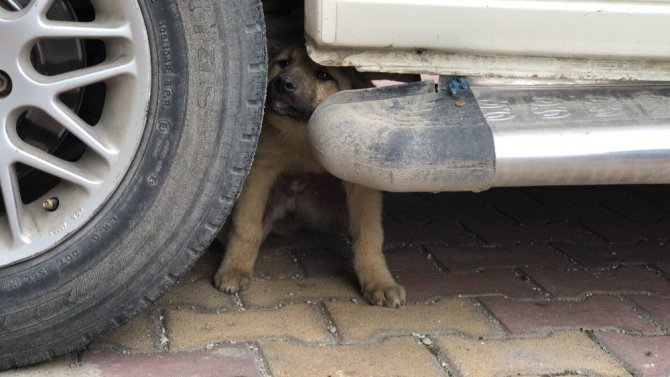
left=275, top=75, right=296, bottom=93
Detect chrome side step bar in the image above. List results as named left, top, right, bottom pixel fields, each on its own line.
left=307, top=81, right=670, bottom=192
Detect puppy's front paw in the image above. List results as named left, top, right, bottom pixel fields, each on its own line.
left=363, top=283, right=406, bottom=308
left=214, top=268, right=251, bottom=294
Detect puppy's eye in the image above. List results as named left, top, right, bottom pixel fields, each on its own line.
left=316, top=71, right=332, bottom=81
left=277, top=59, right=290, bottom=68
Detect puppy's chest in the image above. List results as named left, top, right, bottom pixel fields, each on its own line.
left=285, top=149, right=324, bottom=174
left=267, top=135, right=324, bottom=174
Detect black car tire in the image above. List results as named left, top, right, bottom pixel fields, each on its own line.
left=0, top=0, right=266, bottom=369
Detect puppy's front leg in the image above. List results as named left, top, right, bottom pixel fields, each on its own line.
left=214, top=162, right=281, bottom=293
left=344, top=182, right=406, bottom=308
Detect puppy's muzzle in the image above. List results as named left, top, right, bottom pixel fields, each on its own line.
left=273, top=75, right=296, bottom=94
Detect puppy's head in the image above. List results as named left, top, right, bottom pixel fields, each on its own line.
left=267, top=44, right=370, bottom=121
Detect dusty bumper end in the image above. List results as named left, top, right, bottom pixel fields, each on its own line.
left=307, top=82, right=496, bottom=192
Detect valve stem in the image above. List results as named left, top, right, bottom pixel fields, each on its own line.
left=42, top=197, right=60, bottom=211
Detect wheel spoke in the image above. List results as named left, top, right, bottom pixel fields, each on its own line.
left=2, top=0, right=22, bottom=11
left=44, top=102, right=116, bottom=161
left=0, top=163, right=30, bottom=246
left=39, top=20, right=132, bottom=39
left=46, top=57, right=136, bottom=93
left=15, top=142, right=100, bottom=189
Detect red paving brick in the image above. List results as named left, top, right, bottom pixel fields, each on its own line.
left=523, top=266, right=670, bottom=298
left=603, top=202, right=668, bottom=223
left=630, top=186, right=670, bottom=209
left=525, top=186, right=649, bottom=207
left=596, top=333, right=670, bottom=377
left=383, top=222, right=478, bottom=247
left=262, top=229, right=340, bottom=250
left=396, top=269, right=540, bottom=303
left=82, top=347, right=261, bottom=377
left=461, top=220, right=604, bottom=246
left=496, top=204, right=616, bottom=225
left=427, top=243, right=570, bottom=272
left=627, top=295, right=670, bottom=329
left=553, top=241, right=670, bottom=268
left=292, top=241, right=354, bottom=279
left=425, top=188, right=544, bottom=209
left=385, top=246, right=441, bottom=275
left=581, top=219, right=670, bottom=243
left=481, top=295, right=660, bottom=335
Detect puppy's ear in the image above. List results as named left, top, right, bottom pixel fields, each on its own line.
left=267, top=39, right=290, bottom=59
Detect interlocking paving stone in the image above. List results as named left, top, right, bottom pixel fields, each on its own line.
left=291, top=239, right=355, bottom=279
left=86, top=347, right=261, bottom=377
left=437, top=331, right=629, bottom=377
left=461, top=220, right=604, bottom=246
left=261, top=230, right=328, bottom=250
left=326, top=299, right=498, bottom=341
left=597, top=333, right=670, bottom=377
left=581, top=219, right=670, bottom=244
left=396, top=269, right=541, bottom=303
left=253, top=248, right=303, bottom=279
left=496, top=204, right=616, bottom=225
left=385, top=246, right=441, bottom=275
left=525, top=186, right=647, bottom=207
left=90, top=312, right=157, bottom=352
left=241, top=277, right=362, bottom=308
left=384, top=222, right=479, bottom=247
left=626, top=295, right=670, bottom=329
left=4, top=347, right=262, bottom=377
left=630, top=186, right=670, bottom=206
left=385, top=205, right=513, bottom=226
left=519, top=375, right=582, bottom=377
left=602, top=202, right=668, bottom=223
left=3, top=354, right=101, bottom=377
left=553, top=242, right=670, bottom=268
left=165, top=304, right=332, bottom=350
left=425, top=188, right=543, bottom=209
left=261, top=337, right=447, bottom=377
left=523, top=266, right=670, bottom=298
left=155, top=279, right=236, bottom=311
left=427, top=243, right=570, bottom=272
left=481, top=295, right=659, bottom=335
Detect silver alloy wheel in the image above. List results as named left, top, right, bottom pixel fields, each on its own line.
left=0, top=0, right=151, bottom=266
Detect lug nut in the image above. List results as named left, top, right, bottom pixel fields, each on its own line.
left=42, top=197, right=60, bottom=211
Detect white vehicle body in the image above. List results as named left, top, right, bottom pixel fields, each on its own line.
left=303, top=0, right=670, bottom=192
left=304, top=0, right=670, bottom=81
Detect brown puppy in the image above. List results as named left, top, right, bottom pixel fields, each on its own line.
left=214, top=44, right=405, bottom=308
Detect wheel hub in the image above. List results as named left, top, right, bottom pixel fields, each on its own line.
left=0, top=0, right=151, bottom=267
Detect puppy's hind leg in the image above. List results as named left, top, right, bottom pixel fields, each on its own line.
left=344, top=182, right=405, bottom=308
left=214, top=164, right=282, bottom=293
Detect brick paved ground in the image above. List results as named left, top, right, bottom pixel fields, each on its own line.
left=7, top=186, right=670, bottom=377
